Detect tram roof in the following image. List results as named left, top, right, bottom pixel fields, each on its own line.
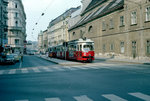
left=68, top=38, right=94, bottom=44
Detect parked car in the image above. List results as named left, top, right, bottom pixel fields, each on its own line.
left=4, top=54, right=15, bottom=64
left=0, top=56, right=5, bottom=63
left=11, top=53, right=21, bottom=62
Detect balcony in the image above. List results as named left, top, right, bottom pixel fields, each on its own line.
left=10, top=44, right=24, bottom=48
left=8, top=26, right=22, bottom=31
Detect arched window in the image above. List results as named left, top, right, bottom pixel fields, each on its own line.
left=73, top=32, right=75, bottom=36
left=88, top=26, right=93, bottom=32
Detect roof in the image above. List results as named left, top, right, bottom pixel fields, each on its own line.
left=48, top=7, right=80, bottom=27
left=69, top=0, right=124, bottom=31
left=81, top=0, right=107, bottom=16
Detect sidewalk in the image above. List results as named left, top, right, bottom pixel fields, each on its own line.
left=37, top=55, right=84, bottom=66
left=95, top=56, right=150, bottom=65
left=37, top=55, right=150, bottom=65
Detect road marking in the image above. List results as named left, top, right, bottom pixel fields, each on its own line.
left=64, top=66, right=77, bottom=70
left=42, top=67, right=53, bottom=72
left=15, top=99, right=29, bottom=101
left=52, top=66, right=65, bottom=71
left=45, top=98, right=61, bottom=101
left=129, top=92, right=150, bottom=101
left=32, top=68, right=41, bottom=72
left=82, top=65, right=99, bottom=69
left=0, top=70, right=4, bottom=75
left=19, top=61, right=22, bottom=68
left=21, top=68, right=29, bottom=73
left=74, top=95, right=93, bottom=101
left=8, top=69, right=16, bottom=74
left=102, top=94, right=128, bottom=101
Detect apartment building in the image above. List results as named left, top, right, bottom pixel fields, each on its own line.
left=47, top=7, right=80, bottom=47
left=0, top=0, right=8, bottom=46
left=69, top=0, right=150, bottom=60
left=7, top=0, right=26, bottom=53
left=38, top=31, right=43, bottom=53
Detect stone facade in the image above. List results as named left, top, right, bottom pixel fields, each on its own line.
left=38, top=31, right=43, bottom=53
left=43, top=30, right=48, bottom=53
left=7, top=0, right=26, bottom=53
left=0, top=0, right=8, bottom=46
left=69, top=0, right=150, bottom=60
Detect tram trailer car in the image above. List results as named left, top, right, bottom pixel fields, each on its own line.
left=48, top=47, right=57, bottom=58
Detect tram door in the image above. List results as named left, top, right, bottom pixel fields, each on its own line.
left=132, top=41, right=137, bottom=58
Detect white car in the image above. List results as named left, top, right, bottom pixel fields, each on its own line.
left=4, top=54, right=15, bottom=64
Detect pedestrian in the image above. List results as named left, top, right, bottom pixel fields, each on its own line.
left=20, top=52, right=23, bottom=62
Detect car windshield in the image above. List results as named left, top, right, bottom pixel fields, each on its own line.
left=83, top=45, right=94, bottom=52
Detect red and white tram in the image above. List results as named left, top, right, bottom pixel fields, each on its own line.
left=48, top=38, right=95, bottom=62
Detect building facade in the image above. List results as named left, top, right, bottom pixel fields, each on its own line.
left=47, top=7, right=80, bottom=47
left=38, top=31, right=43, bottom=53
left=43, top=30, right=48, bottom=53
left=69, top=0, right=150, bottom=60
left=7, top=0, right=26, bottom=53
left=0, top=0, right=8, bottom=46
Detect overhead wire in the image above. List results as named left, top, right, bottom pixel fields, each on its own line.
left=31, top=0, right=55, bottom=40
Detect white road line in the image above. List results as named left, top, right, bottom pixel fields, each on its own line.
left=52, top=66, right=65, bottom=71
left=42, top=67, right=53, bottom=72
left=0, top=70, right=4, bottom=75
left=21, top=68, right=29, bottom=73
left=72, top=66, right=88, bottom=70
left=15, top=99, right=29, bottom=101
left=64, top=66, right=78, bottom=70
left=83, top=65, right=99, bottom=69
left=32, top=68, right=41, bottom=72
left=128, top=92, right=150, bottom=101
left=8, top=69, right=16, bottom=74
left=45, top=98, right=61, bottom=101
left=74, top=95, right=93, bottom=101
left=102, top=94, right=128, bottom=101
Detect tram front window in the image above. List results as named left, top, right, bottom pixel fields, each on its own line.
left=83, top=45, right=94, bottom=52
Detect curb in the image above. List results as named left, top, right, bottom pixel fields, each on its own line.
left=95, top=58, right=150, bottom=65
left=37, top=55, right=84, bottom=66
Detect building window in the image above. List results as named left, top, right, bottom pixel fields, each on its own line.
left=120, top=16, right=124, bottom=26
left=15, top=3, right=18, bottom=8
left=103, top=44, right=106, bottom=52
left=131, top=11, right=137, bottom=25
left=120, top=42, right=125, bottom=53
left=73, top=32, right=75, bottom=36
left=147, top=40, right=150, bottom=54
left=110, top=43, right=114, bottom=51
left=15, top=21, right=18, bottom=26
left=146, top=6, right=150, bottom=21
left=15, top=12, right=18, bottom=18
left=109, top=19, right=114, bottom=29
left=102, top=21, right=106, bottom=31
left=15, top=39, right=19, bottom=45
left=88, top=26, right=93, bottom=32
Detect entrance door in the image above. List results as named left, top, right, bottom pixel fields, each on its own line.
left=132, top=41, right=137, bottom=58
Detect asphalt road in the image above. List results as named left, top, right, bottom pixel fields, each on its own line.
left=0, top=55, right=56, bottom=70
left=0, top=55, right=150, bottom=101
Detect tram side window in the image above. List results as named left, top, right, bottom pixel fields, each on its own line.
left=74, top=46, right=76, bottom=51
left=80, top=45, right=82, bottom=51
left=77, top=45, right=79, bottom=51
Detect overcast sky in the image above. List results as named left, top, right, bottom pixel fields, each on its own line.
left=22, top=0, right=82, bottom=41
